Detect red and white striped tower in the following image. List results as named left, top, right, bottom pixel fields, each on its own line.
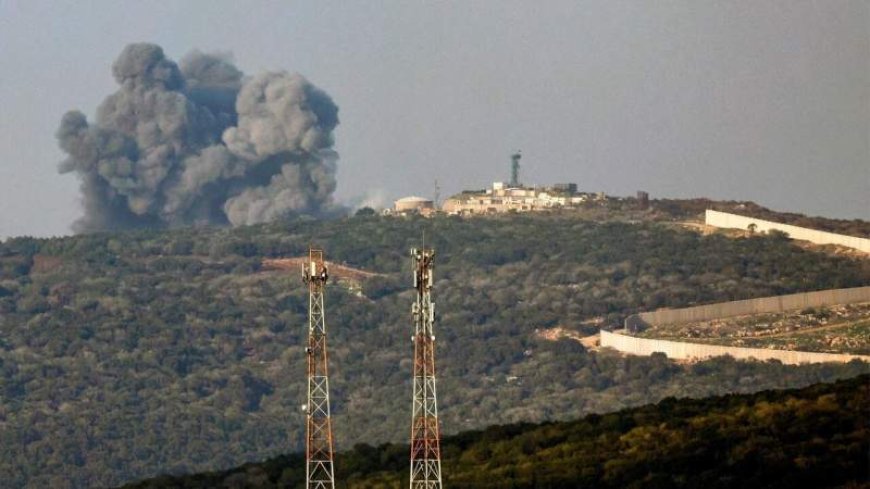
left=302, top=248, right=335, bottom=489
left=409, top=247, right=443, bottom=489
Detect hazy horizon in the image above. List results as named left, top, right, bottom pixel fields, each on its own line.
left=1, top=1, right=867, bottom=238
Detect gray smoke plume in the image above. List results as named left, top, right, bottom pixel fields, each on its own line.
left=57, top=43, right=341, bottom=232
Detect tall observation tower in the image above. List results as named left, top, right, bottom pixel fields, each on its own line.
left=409, top=248, right=443, bottom=489
left=510, top=151, right=522, bottom=187
left=302, top=248, right=335, bottom=489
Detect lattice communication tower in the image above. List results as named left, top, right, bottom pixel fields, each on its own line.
left=302, top=248, right=335, bottom=489
left=409, top=248, right=443, bottom=488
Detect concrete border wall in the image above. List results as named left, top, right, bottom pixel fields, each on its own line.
left=633, top=286, right=870, bottom=327
left=705, top=209, right=870, bottom=253
left=600, top=330, right=870, bottom=365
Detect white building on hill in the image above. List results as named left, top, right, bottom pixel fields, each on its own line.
left=393, top=196, right=436, bottom=215
left=441, top=182, right=594, bottom=215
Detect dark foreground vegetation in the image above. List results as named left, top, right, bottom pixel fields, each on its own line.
left=1, top=210, right=869, bottom=487
left=123, top=375, right=870, bottom=488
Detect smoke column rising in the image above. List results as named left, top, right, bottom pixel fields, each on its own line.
left=57, top=43, right=341, bottom=232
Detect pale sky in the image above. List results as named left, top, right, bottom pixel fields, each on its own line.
left=0, top=1, right=867, bottom=238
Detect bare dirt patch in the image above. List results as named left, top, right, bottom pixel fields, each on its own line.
left=31, top=255, right=64, bottom=274
left=535, top=326, right=600, bottom=349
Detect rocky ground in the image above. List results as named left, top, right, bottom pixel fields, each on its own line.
left=639, top=303, right=870, bottom=354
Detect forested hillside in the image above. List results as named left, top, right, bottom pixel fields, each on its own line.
left=123, top=375, right=870, bottom=488
left=1, top=213, right=869, bottom=487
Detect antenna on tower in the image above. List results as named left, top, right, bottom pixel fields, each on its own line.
left=433, top=179, right=441, bottom=209
left=510, top=151, right=522, bottom=187
left=409, top=246, right=443, bottom=489
left=302, top=248, right=336, bottom=489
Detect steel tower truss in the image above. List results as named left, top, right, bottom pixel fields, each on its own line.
left=409, top=248, right=443, bottom=489
left=303, top=248, right=335, bottom=489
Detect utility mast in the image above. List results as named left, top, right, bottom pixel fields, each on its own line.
left=510, top=151, right=522, bottom=187
left=409, top=248, right=443, bottom=489
left=302, top=248, right=335, bottom=489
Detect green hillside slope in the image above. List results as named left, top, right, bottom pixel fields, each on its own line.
left=1, top=213, right=868, bottom=487
left=122, top=375, right=870, bottom=488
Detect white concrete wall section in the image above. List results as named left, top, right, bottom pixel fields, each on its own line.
left=705, top=209, right=870, bottom=253
left=600, top=330, right=870, bottom=365
left=635, top=286, right=870, bottom=327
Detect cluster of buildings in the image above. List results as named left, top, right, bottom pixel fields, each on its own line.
left=440, top=182, right=605, bottom=215
left=386, top=153, right=635, bottom=216
left=390, top=182, right=607, bottom=216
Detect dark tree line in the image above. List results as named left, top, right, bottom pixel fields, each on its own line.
left=122, top=375, right=870, bottom=488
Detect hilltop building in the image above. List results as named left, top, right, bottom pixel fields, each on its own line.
left=439, top=153, right=610, bottom=215
left=393, top=196, right=436, bottom=216
left=394, top=153, right=612, bottom=217
left=441, top=181, right=594, bottom=215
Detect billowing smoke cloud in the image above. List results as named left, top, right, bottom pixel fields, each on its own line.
left=57, top=43, right=341, bottom=232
